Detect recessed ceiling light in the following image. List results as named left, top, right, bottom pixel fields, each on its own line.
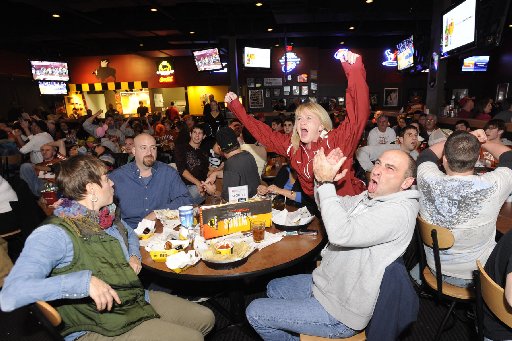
left=366, top=0, right=373, bottom=3
left=52, top=13, right=60, bottom=18
left=190, top=31, right=195, bottom=35
left=267, top=28, right=273, bottom=32
left=139, top=43, right=144, bottom=47
left=275, top=44, right=279, bottom=47
left=340, top=41, right=345, bottom=45
left=349, top=26, right=355, bottom=30
left=150, top=8, right=157, bottom=12
left=509, top=24, right=512, bottom=28
left=256, top=2, right=263, bottom=6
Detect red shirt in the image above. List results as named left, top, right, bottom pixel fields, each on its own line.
left=228, top=57, right=369, bottom=197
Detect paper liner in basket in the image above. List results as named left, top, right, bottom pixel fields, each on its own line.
left=272, top=207, right=314, bottom=226
left=165, top=250, right=200, bottom=273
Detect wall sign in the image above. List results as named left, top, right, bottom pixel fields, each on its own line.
left=248, top=89, right=264, bottom=108
left=156, top=60, right=175, bottom=83
left=279, top=52, right=301, bottom=73
left=263, top=77, right=283, bottom=86
left=381, top=49, right=398, bottom=67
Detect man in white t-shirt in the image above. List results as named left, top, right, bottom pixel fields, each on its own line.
left=14, top=119, right=53, bottom=164
left=417, top=130, right=512, bottom=287
left=367, top=115, right=396, bottom=145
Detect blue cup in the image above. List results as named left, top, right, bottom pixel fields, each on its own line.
left=178, top=205, right=194, bottom=228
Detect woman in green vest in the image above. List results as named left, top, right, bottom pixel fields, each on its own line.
left=0, top=155, right=214, bottom=341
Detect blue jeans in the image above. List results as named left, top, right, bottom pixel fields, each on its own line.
left=187, top=184, right=205, bottom=205
left=246, top=274, right=357, bottom=341
left=20, top=162, right=44, bottom=196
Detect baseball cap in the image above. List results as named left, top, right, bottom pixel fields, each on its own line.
left=216, top=127, right=240, bottom=153
left=459, top=96, right=475, bottom=108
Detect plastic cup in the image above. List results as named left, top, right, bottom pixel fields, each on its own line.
left=251, top=221, right=266, bottom=243
left=178, top=205, right=194, bottom=229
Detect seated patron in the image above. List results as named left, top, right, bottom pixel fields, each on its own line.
left=246, top=148, right=419, bottom=339
left=367, top=115, right=396, bottom=146
left=457, top=96, right=475, bottom=119
left=454, top=120, right=471, bottom=132
left=417, top=130, right=512, bottom=287
left=356, top=125, right=419, bottom=172
left=109, top=133, right=192, bottom=228
left=0, top=155, right=215, bottom=340
left=480, top=119, right=512, bottom=168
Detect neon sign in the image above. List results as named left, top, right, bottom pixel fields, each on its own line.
left=156, top=60, right=175, bottom=83
left=279, top=52, right=301, bottom=73
left=382, top=49, right=398, bottom=67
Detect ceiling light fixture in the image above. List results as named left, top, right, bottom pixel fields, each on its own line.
left=267, top=28, right=273, bottom=32
left=256, top=2, right=263, bottom=6
left=52, top=13, right=60, bottom=18
left=150, top=8, right=158, bottom=12
left=340, top=41, right=345, bottom=45
left=349, top=26, right=355, bottom=30
left=139, top=43, right=144, bottom=47
left=366, top=0, right=373, bottom=3
left=509, top=24, right=512, bottom=28
left=190, top=31, right=195, bottom=34
left=275, top=44, right=279, bottom=47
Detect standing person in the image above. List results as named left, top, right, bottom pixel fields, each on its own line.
left=174, top=125, right=209, bottom=205
left=203, top=94, right=225, bottom=136
left=109, top=133, right=192, bottom=228
left=0, top=155, right=215, bottom=341
left=224, top=49, right=369, bottom=201
left=137, top=101, right=149, bottom=118
left=246, top=148, right=419, bottom=339
left=366, top=115, right=396, bottom=145
left=165, top=101, right=180, bottom=122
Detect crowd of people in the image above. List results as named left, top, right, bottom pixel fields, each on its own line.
left=0, top=49, right=512, bottom=341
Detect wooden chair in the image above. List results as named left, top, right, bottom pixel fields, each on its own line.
left=416, top=215, right=475, bottom=340
left=30, top=301, right=63, bottom=340
left=300, top=331, right=366, bottom=341
left=475, top=260, right=512, bottom=340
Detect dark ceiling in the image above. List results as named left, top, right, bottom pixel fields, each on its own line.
left=1, top=0, right=437, bottom=59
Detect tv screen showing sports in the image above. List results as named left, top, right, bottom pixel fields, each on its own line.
left=192, top=48, right=223, bottom=71
left=30, top=61, right=69, bottom=81
left=396, top=36, right=414, bottom=70
left=38, top=81, right=68, bottom=95
left=441, top=0, right=476, bottom=58
left=243, top=47, right=271, bottom=69
left=461, top=56, right=489, bottom=72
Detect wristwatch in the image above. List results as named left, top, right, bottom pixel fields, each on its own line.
left=315, top=180, right=334, bottom=187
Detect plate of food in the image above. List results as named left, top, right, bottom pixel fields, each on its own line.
left=200, top=241, right=256, bottom=269
left=154, top=209, right=181, bottom=229
left=272, top=207, right=314, bottom=231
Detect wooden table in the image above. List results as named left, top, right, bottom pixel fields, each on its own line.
left=141, top=216, right=325, bottom=333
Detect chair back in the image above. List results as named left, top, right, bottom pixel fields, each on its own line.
left=417, top=215, right=455, bottom=301
left=31, top=301, right=63, bottom=340
left=475, top=260, right=512, bottom=340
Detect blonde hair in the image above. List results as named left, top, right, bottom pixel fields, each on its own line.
left=290, top=102, right=333, bottom=153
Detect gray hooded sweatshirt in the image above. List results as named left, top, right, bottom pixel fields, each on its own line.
left=312, top=184, right=419, bottom=330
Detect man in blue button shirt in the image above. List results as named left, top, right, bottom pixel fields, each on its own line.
left=110, top=133, right=192, bottom=228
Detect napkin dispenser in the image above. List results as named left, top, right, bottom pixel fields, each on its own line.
left=200, top=198, right=272, bottom=239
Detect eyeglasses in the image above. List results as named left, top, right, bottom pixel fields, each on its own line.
left=426, top=119, right=435, bottom=122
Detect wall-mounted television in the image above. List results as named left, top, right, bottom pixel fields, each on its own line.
left=243, top=47, right=271, bottom=69
left=461, top=55, right=489, bottom=72
left=38, top=81, right=68, bottom=95
left=440, top=0, right=477, bottom=58
left=30, top=61, right=69, bottom=81
left=192, top=48, right=223, bottom=72
left=397, top=36, right=414, bottom=71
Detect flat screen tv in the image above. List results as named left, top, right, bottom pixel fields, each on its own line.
left=440, top=0, right=477, bottom=58
left=30, top=60, right=69, bottom=81
left=397, top=36, right=414, bottom=70
left=243, top=47, right=271, bottom=69
left=192, top=48, right=223, bottom=72
left=461, top=55, right=489, bottom=72
left=38, top=81, right=68, bottom=95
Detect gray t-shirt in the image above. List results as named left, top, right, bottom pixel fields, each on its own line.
left=418, top=161, right=512, bottom=279
left=222, top=151, right=260, bottom=201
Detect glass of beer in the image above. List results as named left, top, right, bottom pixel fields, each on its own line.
left=251, top=221, right=266, bottom=243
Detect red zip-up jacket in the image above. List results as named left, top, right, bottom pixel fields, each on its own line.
left=227, top=57, right=369, bottom=197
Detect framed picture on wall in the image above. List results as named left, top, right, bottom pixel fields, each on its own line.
left=273, top=88, right=281, bottom=97
left=292, top=86, right=300, bottom=95
left=383, top=88, right=399, bottom=107
left=247, top=78, right=255, bottom=88
left=283, top=86, right=290, bottom=96
left=451, top=89, right=468, bottom=102
left=248, top=89, right=264, bottom=109
left=370, top=93, right=378, bottom=107
left=496, top=83, right=509, bottom=102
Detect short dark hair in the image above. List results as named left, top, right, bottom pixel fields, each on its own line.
left=57, top=155, right=108, bottom=201
left=399, top=125, right=418, bottom=137
left=455, top=120, right=470, bottom=130
left=444, top=131, right=480, bottom=172
left=191, top=124, right=205, bottom=135
left=404, top=153, right=417, bottom=179
left=283, top=117, right=294, bottom=125
left=484, top=119, right=506, bottom=133
left=271, top=118, right=282, bottom=125
left=33, top=120, right=48, bottom=133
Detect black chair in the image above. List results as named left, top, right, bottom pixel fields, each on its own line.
left=30, top=301, right=63, bottom=341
